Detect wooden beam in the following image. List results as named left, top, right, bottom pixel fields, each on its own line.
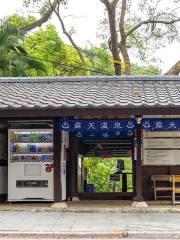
left=1, top=107, right=180, bottom=118
left=53, top=118, right=62, bottom=202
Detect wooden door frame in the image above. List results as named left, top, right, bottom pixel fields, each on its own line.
left=74, top=138, right=136, bottom=200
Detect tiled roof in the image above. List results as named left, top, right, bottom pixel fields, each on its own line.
left=0, top=76, right=180, bottom=109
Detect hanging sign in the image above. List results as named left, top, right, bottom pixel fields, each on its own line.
left=60, top=119, right=136, bottom=132
left=59, top=119, right=136, bottom=139
left=142, top=119, right=180, bottom=131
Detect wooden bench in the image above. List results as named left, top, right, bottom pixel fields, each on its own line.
left=170, top=175, right=180, bottom=205
left=151, top=175, right=172, bottom=200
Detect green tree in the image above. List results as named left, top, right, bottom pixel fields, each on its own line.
left=83, top=46, right=114, bottom=75
left=21, top=0, right=163, bottom=76
left=99, top=0, right=180, bottom=75
left=83, top=157, right=133, bottom=192
left=0, top=21, right=47, bottom=77
left=22, top=0, right=87, bottom=75
left=83, top=45, right=160, bottom=75
left=24, top=24, right=91, bottom=76
left=129, top=64, right=161, bottom=75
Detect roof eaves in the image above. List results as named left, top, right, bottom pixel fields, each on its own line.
left=0, top=75, right=180, bottom=83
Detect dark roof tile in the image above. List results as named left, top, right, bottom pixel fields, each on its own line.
left=0, top=76, right=180, bottom=109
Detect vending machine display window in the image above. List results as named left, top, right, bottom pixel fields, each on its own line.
left=10, top=130, right=53, bottom=162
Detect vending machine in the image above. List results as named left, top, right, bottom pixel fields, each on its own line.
left=8, top=129, right=54, bottom=201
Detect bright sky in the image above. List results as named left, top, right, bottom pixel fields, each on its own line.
left=0, top=0, right=180, bottom=73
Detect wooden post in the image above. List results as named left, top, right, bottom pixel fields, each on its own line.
left=134, top=117, right=144, bottom=201
left=53, top=118, right=62, bottom=202
left=69, top=133, right=77, bottom=199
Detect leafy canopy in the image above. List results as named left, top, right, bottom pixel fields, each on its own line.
left=0, top=18, right=47, bottom=77
left=24, top=24, right=91, bottom=76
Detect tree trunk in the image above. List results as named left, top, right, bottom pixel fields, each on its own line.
left=119, top=43, right=131, bottom=75
left=118, top=0, right=131, bottom=75
left=108, top=6, right=121, bottom=75
left=165, top=60, right=180, bottom=75
left=101, top=0, right=121, bottom=75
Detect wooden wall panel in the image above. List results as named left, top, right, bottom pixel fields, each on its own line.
left=142, top=166, right=180, bottom=200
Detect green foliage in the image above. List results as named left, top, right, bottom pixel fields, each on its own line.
left=130, top=64, right=161, bottom=75
left=59, top=45, right=91, bottom=76
left=82, top=45, right=160, bottom=76
left=24, top=25, right=64, bottom=76
left=24, top=24, right=91, bottom=76
left=0, top=10, right=161, bottom=77
left=6, top=14, right=35, bottom=29
left=0, top=20, right=47, bottom=77
left=83, top=157, right=133, bottom=192
left=83, top=46, right=114, bottom=75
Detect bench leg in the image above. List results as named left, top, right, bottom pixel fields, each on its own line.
left=154, top=189, right=157, bottom=200
left=173, top=191, right=175, bottom=205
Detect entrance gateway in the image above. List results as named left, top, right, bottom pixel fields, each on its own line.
left=60, top=119, right=136, bottom=199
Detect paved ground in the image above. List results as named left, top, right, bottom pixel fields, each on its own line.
left=1, top=200, right=180, bottom=213
left=0, top=211, right=179, bottom=232
left=0, top=211, right=180, bottom=238
left=0, top=238, right=177, bottom=240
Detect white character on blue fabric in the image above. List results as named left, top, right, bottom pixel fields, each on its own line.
left=115, top=131, right=121, bottom=136
left=127, top=130, right=133, bottom=136
left=155, top=121, right=163, bottom=129
left=169, top=121, right=176, bottom=129
left=114, top=122, right=122, bottom=129
left=142, top=121, right=151, bottom=129
left=74, top=122, right=82, bottom=129
left=76, top=131, right=83, bottom=138
left=100, top=121, right=109, bottom=129
left=103, top=132, right=109, bottom=138
left=89, top=132, right=95, bottom=137
left=62, top=121, right=70, bottom=129
left=127, top=121, right=134, bottom=129
left=87, top=122, right=96, bottom=130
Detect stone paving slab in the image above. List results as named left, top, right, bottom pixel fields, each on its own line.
left=0, top=231, right=123, bottom=239
left=0, top=211, right=180, bottom=238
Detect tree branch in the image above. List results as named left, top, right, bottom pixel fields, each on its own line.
left=119, top=0, right=126, bottom=42
left=165, top=60, right=180, bottom=75
left=126, top=17, right=180, bottom=38
left=100, top=0, right=111, bottom=10
left=49, top=0, right=87, bottom=75
left=100, top=0, right=108, bottom=5
left=111, top=0, right=119, bottom=7
left=22, top=0, right=59, bottom=32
